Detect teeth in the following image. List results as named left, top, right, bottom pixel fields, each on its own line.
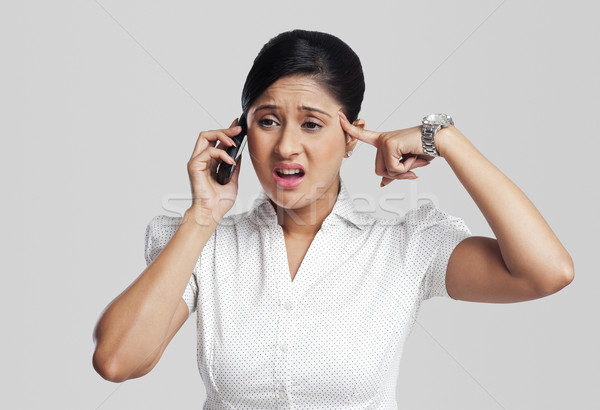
left=277, top=168, right=303, bottom=175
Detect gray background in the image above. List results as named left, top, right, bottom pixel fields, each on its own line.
left=3, top=0, right=598, bottom=409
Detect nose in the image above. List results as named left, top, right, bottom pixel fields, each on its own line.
left=274, top=123, right=302, bottom=158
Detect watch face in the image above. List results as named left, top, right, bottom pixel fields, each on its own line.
left=423, top=113, right=452, bottom=126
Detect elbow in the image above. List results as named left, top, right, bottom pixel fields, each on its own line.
left=93, top=344, right=154, bottom=383
left=534, top=259, right=575, bottom=298
left=93, top=349, right=127, bottom=383
left=561, top=261, right=575, bottom=289
left=556, top=255, right=575, bottom=291
left=548, top=269, right=574, bottom=296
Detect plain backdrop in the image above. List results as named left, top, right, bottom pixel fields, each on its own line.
left=2, top=0, right=598, bottom=409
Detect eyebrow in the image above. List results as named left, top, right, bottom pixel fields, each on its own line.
left=252, top=104, right=332, bottom=118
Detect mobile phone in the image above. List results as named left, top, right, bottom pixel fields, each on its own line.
left=216, top=113, right=247, bottom=185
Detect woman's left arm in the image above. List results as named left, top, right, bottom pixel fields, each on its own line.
left=338, top=111, right=574, bottom=303
left=435, top=126, right=574, bottom=302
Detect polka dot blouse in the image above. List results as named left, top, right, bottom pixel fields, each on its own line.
left=144, top=177, right=472, bottom=409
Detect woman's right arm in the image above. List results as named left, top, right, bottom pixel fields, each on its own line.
left=92, top=117, right=243, bottom=383
left=92, top=210, right=217, bottom=383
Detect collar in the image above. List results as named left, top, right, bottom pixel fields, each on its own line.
left=249, top=177, right=371, bottom=231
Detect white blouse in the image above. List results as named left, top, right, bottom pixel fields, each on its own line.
left=144, top=177, right=472, bottom=409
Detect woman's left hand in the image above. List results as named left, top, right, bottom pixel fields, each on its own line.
left=338, top=111, right=437, bottom=187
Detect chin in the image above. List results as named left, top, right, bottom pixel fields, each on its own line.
left=267, top=185, right=311, bottom=210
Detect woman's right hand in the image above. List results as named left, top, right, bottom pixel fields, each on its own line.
left=187, top=117, right=243, bottom=223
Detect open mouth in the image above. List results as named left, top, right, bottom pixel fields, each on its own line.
left=272, top=166, right=305, bottom=188
left=275, top=168, right=305, bottom=178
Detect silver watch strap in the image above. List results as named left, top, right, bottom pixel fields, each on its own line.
left=422, top=124, right=441, bottom=157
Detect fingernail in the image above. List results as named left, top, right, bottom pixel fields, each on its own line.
left=380, top=180, right=384, bottom=187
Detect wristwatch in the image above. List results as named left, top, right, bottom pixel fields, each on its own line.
left=421, top=113, right=454, bottom=157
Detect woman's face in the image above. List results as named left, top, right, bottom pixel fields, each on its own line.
left=246, top=74, right=360, bottom=212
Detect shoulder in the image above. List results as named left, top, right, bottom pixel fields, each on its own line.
left=144, top=212, right=222, bottom=252
left=144, top=214, right=186, bottom=266
left=145, top=206, right=261, bottom=242
left=399, top=201, right=469, bottom=234
left=358, top=201, right=470, bottom=244
left=145, top=214, right=183, bottom=243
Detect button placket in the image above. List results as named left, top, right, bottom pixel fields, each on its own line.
left=277, top=294, right=293, bottom=357
left=279, top=296, right=295, bottom=406
left=270, top=223, right=295, bottom=404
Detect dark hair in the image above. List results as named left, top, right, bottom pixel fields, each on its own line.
left=240, top=29, right=365, bottom=127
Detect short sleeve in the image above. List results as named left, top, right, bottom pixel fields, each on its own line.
left=144, top=215, right=199, bottom=317
left=403, top=201, right=472, bottom=301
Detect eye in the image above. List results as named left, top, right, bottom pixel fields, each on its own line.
left=257, top=118, right=323, bottom=131
left=258, top=118, right=277, bottom=128
left=303, top=121, right=322, bottom=130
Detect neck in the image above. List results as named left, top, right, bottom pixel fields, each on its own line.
left=269, top=177, right=341, bottom=237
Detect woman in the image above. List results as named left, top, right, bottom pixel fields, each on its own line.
left=92, top=29, right=574, bottom=408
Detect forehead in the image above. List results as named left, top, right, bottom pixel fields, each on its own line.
left=251, top=75, right=338, bottom=109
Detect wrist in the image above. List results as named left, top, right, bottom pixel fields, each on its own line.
left=436, top=125, right=470, bottom=159
left=421, top=113, right=455, bottom=158
left=434, top=125, right=458, bottom=158
left=183, top=206, right=220, bottom=229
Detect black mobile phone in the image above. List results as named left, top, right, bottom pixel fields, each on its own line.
left=216, top=113, right=247, bottom=185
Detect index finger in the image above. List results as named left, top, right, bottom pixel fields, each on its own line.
left=338, top=111, right=379, bottom=147
left=191, top=124, right=240, bottom=159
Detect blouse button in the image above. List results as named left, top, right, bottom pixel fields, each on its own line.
left=278, top=389, right=286, bottom=399
left=279, top=342, right=288, bottom=352
left=283, top=301, right=292, bottom=311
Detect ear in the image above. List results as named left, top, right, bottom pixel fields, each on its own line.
left=344, top=118, right=364, bottom=152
